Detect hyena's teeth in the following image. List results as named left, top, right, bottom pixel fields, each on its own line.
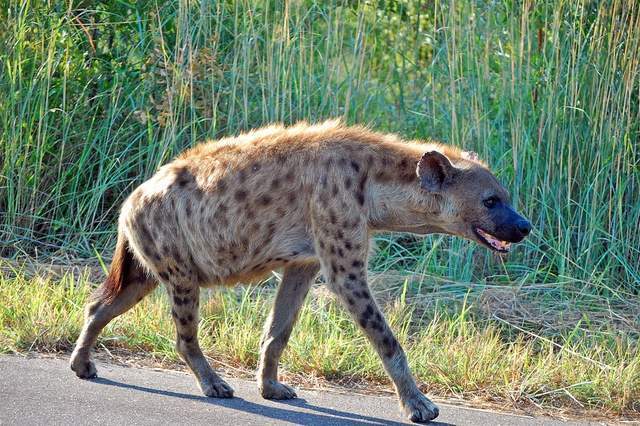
left=477, top=228, right=511, bottom=251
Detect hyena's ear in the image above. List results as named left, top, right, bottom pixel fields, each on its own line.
left=416, top=151, right=456, bottom=192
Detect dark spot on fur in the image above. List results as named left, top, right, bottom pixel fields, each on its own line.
left=350, top=160, right=360, bottom=173
left=217, top=179, right=227, bottom=193
left=362, top=304, right=373, bottom=321
left=337, top=230, right=344, bottom=240
left=285, top=170, right=294, bottom=181
left=159, top=271, right=169, bottom=281
left=321, top=175, right=328, bottom=187
left=187, top=314, right=193, bottom=322
left=344, top=177, right=352, bottom=189
left=370, top=321, right=384, bottom=332
left=173, top=296, right=184, bottom=306
left=288, top=193, right=296, bottom=203
left=344, top=241, right=352, bottom=250
left=348, top=273, right=357, bottom=281
left=258, top=195, right=272, bottom=206
left=384, top=339, right=398, bottom=358
left=352, top=260, right=364, bottom=268
left=175, top=168, right=192, bottom=187
left=235, top=189, right=248, bottom=201
left=332, top=184, right=339, bottom=196
left=354, top=290, right=370, bottom=299
left=329, top=210, right=337, bottom=225
left=331, top=261, right=338, bottom=274
left=359, top=318, right=368, bottom=329
left=338, top=265, right=346, bottom=272
left=355, top=192, right=365, bottom=206
left=338, top=248, right=344, bottom=257
left=347, top=297, right=355, bottom=305
left=180, top=334, right=194, bottom=343
left=180, top=317, right=188, bottom=326
left=171, top=309, right=178, bottom=318
left=358, top=174, right=367, bottom=191
left=238, top=169, right=247, bottom=182
left=271, top=178, right=280, bottom=189
left=185, top=202, right=192, bottom=217
left=319, top=241, right=325, bottom=249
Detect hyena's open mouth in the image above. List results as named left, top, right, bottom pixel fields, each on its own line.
left=474, top=228, right=511, bottom=253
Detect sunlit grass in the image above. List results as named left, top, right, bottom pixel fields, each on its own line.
left=1, top=266, right=638, bottom=414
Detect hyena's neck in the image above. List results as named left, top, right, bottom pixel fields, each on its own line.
left=362, top=142, right=448, bottom=235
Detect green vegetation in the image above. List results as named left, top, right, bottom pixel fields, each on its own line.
left=1, top=265, right=638, bottom=414
left=1, top=0, right=638, bottom=416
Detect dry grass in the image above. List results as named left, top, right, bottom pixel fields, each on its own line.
left=1, top=261, right=638, bottom=418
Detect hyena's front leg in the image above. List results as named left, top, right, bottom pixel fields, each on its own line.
left=311, top=213, right=439, bottom=423
left=166, top=280, right=234, bottom=398
left=258, top=262, right=320, bottom=399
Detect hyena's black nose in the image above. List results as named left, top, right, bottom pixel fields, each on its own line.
left=517, top=219, right=532, bottom=237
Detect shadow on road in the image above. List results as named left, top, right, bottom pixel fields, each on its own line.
left=93, top=377, right=454, bottom=425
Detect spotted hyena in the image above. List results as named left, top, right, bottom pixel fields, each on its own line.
left=70, top=120, right=531, bottom=423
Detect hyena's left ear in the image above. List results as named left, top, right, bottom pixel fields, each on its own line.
left=417, top=151, right=456, bottom=193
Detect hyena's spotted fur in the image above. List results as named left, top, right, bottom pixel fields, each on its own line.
left=71, top=120, right=531, bottom=423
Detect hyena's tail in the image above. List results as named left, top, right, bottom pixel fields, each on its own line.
left=94, top=230, right=141, bottom=303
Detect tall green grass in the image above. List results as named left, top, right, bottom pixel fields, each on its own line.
left=1, top=1, right=638, bottom=293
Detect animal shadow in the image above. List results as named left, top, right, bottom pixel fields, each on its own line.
left=94, top=377, right=455, bottom=425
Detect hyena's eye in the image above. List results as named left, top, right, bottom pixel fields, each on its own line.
left=483, top=196, right=499, bottom=209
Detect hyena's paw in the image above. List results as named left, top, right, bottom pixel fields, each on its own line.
left=201, top=379, right=234, bottom=398
left=260, top=379, right=297, bottom=400
left=70, top=355, right=97, bottom=379
left=400, top=392, right=439, bottom=423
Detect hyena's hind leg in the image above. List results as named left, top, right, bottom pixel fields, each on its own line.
left=70, top=237, right=157, bottom=378
left=166, top=278, right=234, bottom=398
left=258, top=262, right=320, bottom=399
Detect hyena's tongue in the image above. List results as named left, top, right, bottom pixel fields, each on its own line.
left=477, top=228, right=511, bottom=252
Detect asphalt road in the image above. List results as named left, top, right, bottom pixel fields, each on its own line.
left=0, top=355, right=599, bottom=425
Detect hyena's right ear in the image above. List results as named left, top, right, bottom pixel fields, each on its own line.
left=416, top=151, right=456, bottom=193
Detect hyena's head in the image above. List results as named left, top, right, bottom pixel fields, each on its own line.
left=417, top=150, right=532, bottom=253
